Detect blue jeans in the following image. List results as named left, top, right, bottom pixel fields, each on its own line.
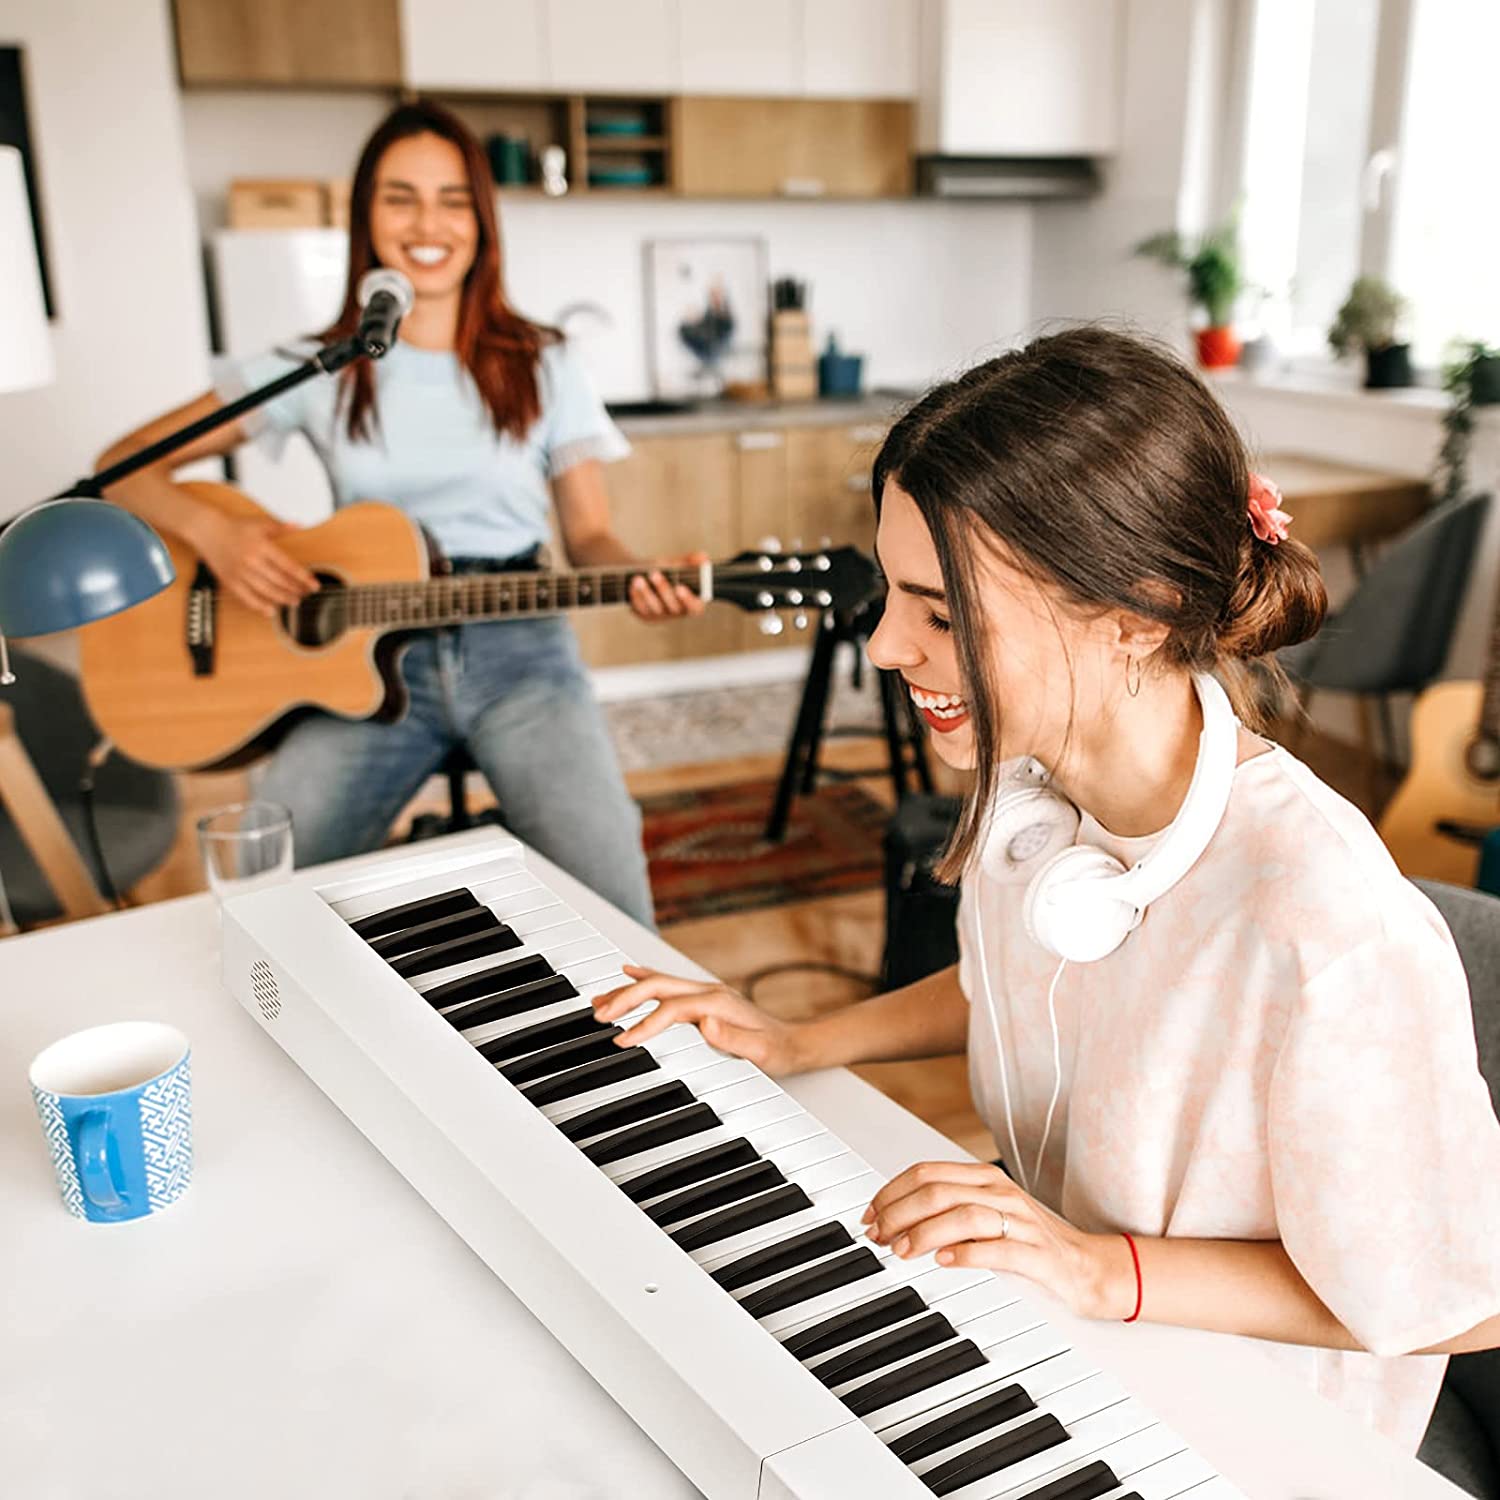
left=257, top=619, right=654, bottom=928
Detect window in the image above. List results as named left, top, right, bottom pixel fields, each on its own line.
left=1237, top=0, right=1498, bottom=370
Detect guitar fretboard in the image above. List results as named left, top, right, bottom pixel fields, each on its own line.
left=328, top=566, right=704, bottom=630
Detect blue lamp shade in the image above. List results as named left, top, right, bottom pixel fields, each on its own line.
left=0, top=498, right=175, bottom=637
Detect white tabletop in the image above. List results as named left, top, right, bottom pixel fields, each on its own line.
left=1, top=832, right=1462, bottom=1499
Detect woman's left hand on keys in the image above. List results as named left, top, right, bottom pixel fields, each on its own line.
left=629, top=551, right=709, bottom=621
left=862, top=1161, right=1136, bottom=1320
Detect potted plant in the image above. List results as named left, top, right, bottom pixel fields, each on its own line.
left=1435, top=340, right=1500, bottom=502
left=1327, top=276, right=1413, bottom=388
left=1133, top=220, right=1243, bottom=369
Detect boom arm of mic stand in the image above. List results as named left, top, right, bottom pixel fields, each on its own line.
left=55, top=334, right=369, bottom=500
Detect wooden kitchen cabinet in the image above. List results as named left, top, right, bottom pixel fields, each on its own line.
left=673, top=97, right=912, bottom=198
left=569, top=433, right=741, bottom=669
left=173, top=0, right=402, bottom=86
left=570, top=420, right=887, bottom=671
left=786, top=422, right=882, bottom=559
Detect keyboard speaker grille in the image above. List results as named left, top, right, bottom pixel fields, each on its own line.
left=250, top=959, right=281, bottom=1022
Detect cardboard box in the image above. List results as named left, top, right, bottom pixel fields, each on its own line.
left=227, top=179, right=325, bottom=230
left=325, top=179, right=351, bottom=229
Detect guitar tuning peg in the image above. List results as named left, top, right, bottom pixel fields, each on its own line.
left=790, top=537, right=803, bottom=552
left=756, top=590, right=774, bottom=609
left=758, top=612, right=785, bottom=637
left=757, top=536, right=783, bottom=554
left=818, top=535, right=832, bottom=548
left=793, top=612, right=809, bottom=631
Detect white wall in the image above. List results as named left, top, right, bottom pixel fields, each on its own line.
left=498, top=196, right=1032, bottom=399
left=0, top=0, right=209, bottom=518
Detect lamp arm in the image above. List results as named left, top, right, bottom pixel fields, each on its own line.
left=54, top=334, right=367, bottom=500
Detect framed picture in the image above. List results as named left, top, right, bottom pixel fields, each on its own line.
left=645, top=237, right=768, bottom=399
left=0, top=48, right=53, bottom=318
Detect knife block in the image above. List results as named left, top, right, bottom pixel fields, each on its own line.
left=770, top=310, right=817, bottom=401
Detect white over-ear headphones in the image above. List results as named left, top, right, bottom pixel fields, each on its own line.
left=979, top=672, right=1239, bottom=963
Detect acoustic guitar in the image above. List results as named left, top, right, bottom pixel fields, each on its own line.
left=78, top=482, right=879, bottom=773
left=1378, top=607, right=1500, bottom=884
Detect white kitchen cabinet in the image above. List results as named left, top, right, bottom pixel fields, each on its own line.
left=548, top=0, right=679, bottom=92
left=399, top=0, right=549, bottom=91
left=918, top=0, right=1120, bottom=155
left=802, top=0, right=917, bottom=99
left=679, top=0, right=800, bottom=96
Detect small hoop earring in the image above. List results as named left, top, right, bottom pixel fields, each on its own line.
left=1125, top=655, right=1142, bottom=698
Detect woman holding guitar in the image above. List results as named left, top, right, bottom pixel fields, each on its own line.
left=97, top=100, right=698, bottom=925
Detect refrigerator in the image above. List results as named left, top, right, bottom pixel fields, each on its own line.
left=209, top=227, right=348, bottom=527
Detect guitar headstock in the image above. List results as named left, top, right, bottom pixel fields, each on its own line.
left=710, top=543, right=881, bottom=635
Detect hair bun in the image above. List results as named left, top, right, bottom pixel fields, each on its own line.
left=1216, top=535, right=1327, bottom=659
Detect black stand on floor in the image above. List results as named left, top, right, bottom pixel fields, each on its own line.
left=764, top=600, right=933, bottom=842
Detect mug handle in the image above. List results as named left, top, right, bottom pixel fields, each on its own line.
left=76, top=1109, right=125, bottom=1210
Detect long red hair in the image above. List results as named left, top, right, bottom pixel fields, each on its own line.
left=323, top=99, right=557, bottom=443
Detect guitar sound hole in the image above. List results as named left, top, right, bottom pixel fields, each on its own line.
left=1465, top=734, right=1500, bottom=783
left=281, top=574, right=347, bottom=648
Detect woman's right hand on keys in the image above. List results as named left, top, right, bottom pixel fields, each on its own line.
left=196, top=511, right=319, bottom=617
left=594, top=964, right=814, bottom=1076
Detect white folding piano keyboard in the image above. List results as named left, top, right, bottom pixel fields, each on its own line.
left=221, top=834, right=1244, bottom=1500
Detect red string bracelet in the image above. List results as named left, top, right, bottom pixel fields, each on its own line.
left=1121, top=1232, right=1143, bottom=1323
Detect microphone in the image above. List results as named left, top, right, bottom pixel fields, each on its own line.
left=356, top=268, right=414, bottom=358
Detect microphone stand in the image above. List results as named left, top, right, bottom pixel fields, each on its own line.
left=53, top=332, right=372, bottom=500
left=37, top=331, right=376, bottom=913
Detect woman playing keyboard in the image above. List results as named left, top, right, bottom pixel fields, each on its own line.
left=597, top=326, right=1500, bottom=1453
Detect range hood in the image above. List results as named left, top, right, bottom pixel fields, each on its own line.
left=915, top=155, right=1100, bottom=200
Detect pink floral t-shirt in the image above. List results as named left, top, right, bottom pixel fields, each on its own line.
left=959, top=742, right=1500, bottom=1451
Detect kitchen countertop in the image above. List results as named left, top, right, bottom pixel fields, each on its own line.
left=606, top=390, right=916, bottom=438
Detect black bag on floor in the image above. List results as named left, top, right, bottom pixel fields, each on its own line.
left=881, top=794, right=963, bottom=991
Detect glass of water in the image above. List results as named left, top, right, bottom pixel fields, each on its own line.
left=197, top=801, right=294, bottom=902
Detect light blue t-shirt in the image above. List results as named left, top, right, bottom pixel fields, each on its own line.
left=213, top=338, right=629, bottom=560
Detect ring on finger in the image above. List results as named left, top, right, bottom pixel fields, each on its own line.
left=998, top=1211, right=1009, bottom=1240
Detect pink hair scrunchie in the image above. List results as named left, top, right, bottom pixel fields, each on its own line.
left=1248, top=473, right=1292, bottom=545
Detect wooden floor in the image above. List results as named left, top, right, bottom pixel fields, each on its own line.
left=117, top=711, right=1387, bottom=1166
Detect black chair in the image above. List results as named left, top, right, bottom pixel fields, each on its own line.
left=1415, top=878, right=1500, bottom=1497
left=1280, top=492, right=1491, bottom=800
left=0, top=648, right=179, bottom=926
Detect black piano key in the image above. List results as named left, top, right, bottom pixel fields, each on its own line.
left=522, top=1048, right=659, bottom=1108
left=498, top=1027, right=623, bottom=1085
left=842, top=1339, right=987, bottom=1419
left=1012, top=1459, right=1122, bottom=1500
left=814, top=1311, right=957, bottom=1390
left=368, top=905, right=503, bottom=960
left=617, top=1138, right=760, bottom=1204
left=584, top=1102, right=721, bottom=1167
left=423, top=953, right=555, bottom=1009
left=671, top=1183, right=813, bottom=1254
left=558, top=1081, right=696, bottom=1143
left=712, top=1222, right=855, bottom=1293
left=644, top=1160, right=785, bottom=1229
left=889, top=1383, right=1036, bottom=1466
left=922, top=1413, right=1069, bottom=1497
left=478, top=1008, right=611, bottom=1064
left=349, top=887, right=478, bottom=940
left=738, top=1246, right=882, bottom=1320
left=445, top=975, right=579, bottom=1032
left=390, top=924, right=522, bottom=978
left=782, top=1287, right=926, bottom=1361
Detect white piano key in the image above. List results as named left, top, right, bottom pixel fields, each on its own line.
left=566, top=953, right=629, bottom=988
left=763, top=1132, right=848, bottom=1177
left=535, top=930, right=617, bottom=966
left=865, top=1322, right=1073, bottom=1434
left=480, top=880, right=565, bottom=920
left=690, top=1073, right=786, bottom=1115
left=328, top=855, right=526, bottom=920
left=1105, top=1447, right=1218, bottom=1499
left=668, top=1057, right=761, bottom=1098
left=902, top=1371, right=1130, bottom=1489
left=1166, top=1479, right=1243, bottom=1500
left=507, top=904, right=586, bottom=940
left=949, top=1400, right=1159, bottom=1500
left=597, top=1093, right=806, bottom=1181
left=695, top=1172, right=886, bottom=1270
left=979, top=1424, right=1187, bottom=1500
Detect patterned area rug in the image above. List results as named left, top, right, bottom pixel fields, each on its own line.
left=641, top=777, right=889, bottom=925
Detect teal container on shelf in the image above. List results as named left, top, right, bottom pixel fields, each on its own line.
left=818, top=335, right=864, bottom=398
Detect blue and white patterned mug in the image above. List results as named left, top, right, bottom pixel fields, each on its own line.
left=29, top=1022, right=193, bottom=1224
